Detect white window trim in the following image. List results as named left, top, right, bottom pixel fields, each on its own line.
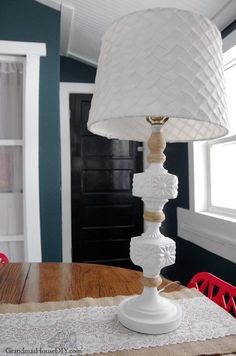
left=0, top=40, right=46, bottom=262
left=0, top=41, right=46, bottom=56
left=177, top=30, right=236, bottom=264
left=60, top=82, right=94, bottom=262
left=207, top=134, right=236, bottom=219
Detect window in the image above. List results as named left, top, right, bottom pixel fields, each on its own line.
left=0, top=41, right=46, bottom=262
left=177, top=30, right=236, bottom=263
left=208, top=45, right=236, bottom=216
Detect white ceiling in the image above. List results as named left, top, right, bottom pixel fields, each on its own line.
left=36, top=0, right=236, bottom=67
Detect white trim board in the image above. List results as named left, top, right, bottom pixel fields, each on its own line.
left=35, top=0, right=61, bottom=11
left=212, top=1, right=236, bottom=31
left=23, top=54, right=42, bottom=262
left=67, top=51, right=98, bottom=68
left=60, top=82, right=94, bottom=262
left=0, top=41, right=46, bottom=56
left=60, top=3, right=74, bottom=56
left=223, top=29, right=236, bottom=52
left=177, top=207, right=236, bottom=263
left=0, top=235, right=24, bottom=242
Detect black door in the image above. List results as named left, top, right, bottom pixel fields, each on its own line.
left=70, top=94, right=143, bottom=268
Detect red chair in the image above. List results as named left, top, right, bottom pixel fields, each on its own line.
left=0, top=252, right=9, bottom=264
left=187, top=272, right=236, bottom=317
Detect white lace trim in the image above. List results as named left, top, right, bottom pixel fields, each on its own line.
left=0, top=297, right=235, bottom=355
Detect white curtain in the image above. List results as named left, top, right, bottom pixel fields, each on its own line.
left=0, top=61, right=23, bottom=236
left=0, top=62, right=23, bottom=139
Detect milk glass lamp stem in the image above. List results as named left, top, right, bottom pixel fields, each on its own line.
left=117, top=118, right=181, bottom=334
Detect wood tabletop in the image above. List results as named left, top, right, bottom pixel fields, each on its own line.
left=0, top=263, right=181, bottom=304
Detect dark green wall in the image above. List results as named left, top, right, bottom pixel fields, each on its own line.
left=60, top=56, right=96, bottom=83
left=0, top=0, right=62, bottom=261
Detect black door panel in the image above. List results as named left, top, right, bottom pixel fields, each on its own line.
left=70, top=93, right=143, bottom=268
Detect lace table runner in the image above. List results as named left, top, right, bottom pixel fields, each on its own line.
left=0, top=296, right=235, bottom=355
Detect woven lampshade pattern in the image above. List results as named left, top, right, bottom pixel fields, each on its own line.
left=88, top=8, right=228, bottom=142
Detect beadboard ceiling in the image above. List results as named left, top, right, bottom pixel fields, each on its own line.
left=36, top=0, right=236, bottom=67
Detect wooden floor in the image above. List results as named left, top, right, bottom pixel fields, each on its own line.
left=0, top=263, right=181, bottom=304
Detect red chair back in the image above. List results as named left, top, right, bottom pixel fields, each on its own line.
left=0, top=252, right=9, bottom=264
left=188, top=272, right=236, bottom=317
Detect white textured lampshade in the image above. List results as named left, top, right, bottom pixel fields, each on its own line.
left=88, top=8, right=229, bottom=142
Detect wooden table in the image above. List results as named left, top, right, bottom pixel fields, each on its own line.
left=0, top=263, right=181, bottom=304
left=1, top=264, right=234, bottom=356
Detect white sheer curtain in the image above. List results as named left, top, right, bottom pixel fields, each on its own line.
left=0, top=60, right=23, bottom=236
left=0, top=61, right=23, bottom=139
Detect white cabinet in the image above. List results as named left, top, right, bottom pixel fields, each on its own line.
left=0, top=42, right=46, bottom=262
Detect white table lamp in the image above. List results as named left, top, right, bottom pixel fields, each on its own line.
left=88, top=8, right=228, bottom=334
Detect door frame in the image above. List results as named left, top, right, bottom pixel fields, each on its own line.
left=60, top=82, right=94, bottom=262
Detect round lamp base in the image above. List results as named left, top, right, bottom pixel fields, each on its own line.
left=118, top=293, right=182, bottom=334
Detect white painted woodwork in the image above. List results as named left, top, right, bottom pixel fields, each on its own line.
left=36, top=0, right=235, bottom=66
left=212, top=1, right=236, bottom=31
left=23, top=54, right=42, bottom=262
left=60, top=3, right=74, bottom=56
left=0, top=235, right=24, bottom=242
left=178, top=208, right=236, bottom=263
left=0, top=41, right=46, bottom=262
left=223, top=29, right=236, bottom=52
left=0, top=41, right=46, bottom=56
left=60, top=83, right=94, bottom=262
left=0, top=140, right=23, bottom=146
left=35, top=0, right=61, bottom=11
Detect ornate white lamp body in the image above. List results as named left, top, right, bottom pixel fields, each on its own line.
left=118, top=121, right=182, bottom=333
left=88, top=8, right=228, bottom=334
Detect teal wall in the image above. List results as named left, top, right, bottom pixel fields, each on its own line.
left=60, top=56, right=96, bottom=83
left=1, top=0, right=235, bottom=281
left=0, top=0, right=62, bottom=261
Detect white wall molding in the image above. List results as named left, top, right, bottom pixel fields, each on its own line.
left=60, top=3, right=74, bottom=56
left=0, top=235, right=24, bottom=242
left=212, top=0, right=236, bottom=31
left=35, top=0, right=61, bottom=12
left=223, top=29, right=236, bottom=53
left=23, top=54, right=42, bottom=262
left=68, top=51, right=98, bottom=68
left=188, top=142, right=209, bottom=212
left=60, top=82, right=94, bottom=262
left=178, top=208, right=236, bottom=263
left=0, top=41, right=46, bottom=56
